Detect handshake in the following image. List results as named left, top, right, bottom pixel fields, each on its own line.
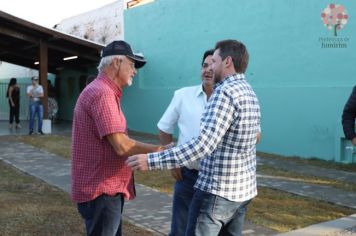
left=126, top=142, right=175, bottom=171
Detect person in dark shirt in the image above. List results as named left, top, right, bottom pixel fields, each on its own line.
left=6, top=78, right=21, bottom=129
left=342, top=86, right=356, bottom=145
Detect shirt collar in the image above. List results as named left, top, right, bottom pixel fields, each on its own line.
left=195, top=85, right=205, bottom=97
left=214, top=73, right=245, bottom=89
left=97, top=72, right=122, bottom=98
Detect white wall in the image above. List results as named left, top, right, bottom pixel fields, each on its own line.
left=54, top=1, right=125, bottom=44
left=0, top=62, right=38, bottom=80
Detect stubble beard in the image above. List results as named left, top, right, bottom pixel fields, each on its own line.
left=214, top=73, right=221, bottom=83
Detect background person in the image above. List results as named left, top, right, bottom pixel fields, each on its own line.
left=342, top=86, right=356, bottom=145
left=158, top=49, right=214, bottom=236
left=26, top=76, right=44, bottom=135
left=6, top=78, right=21, bottom=129
left=47, top=80, right=58, bottom=122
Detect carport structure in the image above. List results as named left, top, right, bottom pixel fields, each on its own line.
left=0, top=10, right=104, bottom=117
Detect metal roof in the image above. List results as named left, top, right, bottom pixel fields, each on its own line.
left=0, top=10, right=104, bottom=74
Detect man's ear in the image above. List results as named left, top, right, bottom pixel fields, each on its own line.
left=225, top=56, right=233, bottom=67
left=113, top=57, right=122, bottom=68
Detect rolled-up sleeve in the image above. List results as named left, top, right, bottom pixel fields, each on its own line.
left=157, top=91, right=180, bottom=134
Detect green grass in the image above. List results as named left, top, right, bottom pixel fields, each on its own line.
left=0, top=160, right=85, bottom=235
left=6, top=134, right=356, bottom=233
left=0, top=161, right=156, bottom=236
left=135, top=170, right=175, bottom=194
left=248, top=187, right=354, bottom=232
left=12, top=135, right=72, bottom=159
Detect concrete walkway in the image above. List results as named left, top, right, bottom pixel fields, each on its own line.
left=256, top=156, right=356, bottom=210
left=275, top=214, right=356, bottom=236
left=0, top=139, right=275, bottom=236
left=1, top=124, right=356, bottom=235
left=258, top=157, right=356, bottom=185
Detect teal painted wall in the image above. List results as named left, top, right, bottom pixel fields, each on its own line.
left=123, top=0, right=356, bottom=162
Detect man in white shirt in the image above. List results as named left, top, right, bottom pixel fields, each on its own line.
left=157, top=49, right=214, bottom=236
left=26, top=76, right=44, bottom=135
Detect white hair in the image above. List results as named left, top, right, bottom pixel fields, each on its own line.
left=97, top=55, right=125, bottom=73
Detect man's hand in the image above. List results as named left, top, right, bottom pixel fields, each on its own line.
left=256, top=132, right=261, bottom=144
left=171, top=168, right=183, bottom=181
left=126, top=154, right=149, bottom=171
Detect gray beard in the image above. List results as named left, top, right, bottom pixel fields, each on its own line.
left=127, top=78, right=133, bottom=86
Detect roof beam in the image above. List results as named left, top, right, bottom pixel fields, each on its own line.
left=0, top=54, right=57, bottom=73
left=47, top=43, right=100, bottom=62
left=0, top=44, right=61, bottom=67
left=16, top=40, right=101, bottom=62
left=0, top=25, right=38, bottom=43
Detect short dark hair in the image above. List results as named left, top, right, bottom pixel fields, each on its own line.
left=215, top=39, right=249, bottom=73
left=201, top=49, right=214, bottom=66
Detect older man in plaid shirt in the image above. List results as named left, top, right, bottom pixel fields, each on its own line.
left=72, top=40, right=166, bottom=236
left=127, top=39, right=261, bottom=236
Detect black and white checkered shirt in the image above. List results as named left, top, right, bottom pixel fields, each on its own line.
left=148, top=74, right=260, bottom=202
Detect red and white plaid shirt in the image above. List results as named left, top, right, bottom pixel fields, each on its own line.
left=71, top=73, right=135, bottom=203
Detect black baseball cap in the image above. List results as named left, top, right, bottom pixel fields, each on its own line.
left=101, top=40, right=146, bottom=69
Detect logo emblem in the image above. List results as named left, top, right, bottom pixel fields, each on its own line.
left=321, top=3, right=348, bottom=36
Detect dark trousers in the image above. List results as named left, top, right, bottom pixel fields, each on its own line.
left=9, top=102, right=20, bottom=124
left=77, top=193, right=124, bottom=236
left=170, top=167, right=198, bottom=236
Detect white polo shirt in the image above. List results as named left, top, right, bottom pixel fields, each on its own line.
left=157, top=85, right=209, bottom=170
left=27, top=84, right=44, bottom=102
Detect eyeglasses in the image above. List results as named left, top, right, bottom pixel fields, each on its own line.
left=125, top=58, right=136, bottom=69
left=128, top=62, right=135, bottom=70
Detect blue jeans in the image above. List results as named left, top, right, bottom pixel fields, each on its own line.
left=170, top=167, right=199, bottom=236
left=29, top=101, right=43, bottom=131
left=186, top=189, right=252, bottom=236
left=77, top=193, right=124, bottom=236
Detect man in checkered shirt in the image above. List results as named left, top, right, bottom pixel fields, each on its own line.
left=127, top=39, right=261, bottom=236
left=72, top=40, right=166, bottom=236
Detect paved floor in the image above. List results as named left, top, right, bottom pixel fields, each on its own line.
left=1, top=121, right=356, bottom=235
left=0, top=120, right=72, bottom=136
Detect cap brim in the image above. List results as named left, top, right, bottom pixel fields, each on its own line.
left=127, top=55, right=146, bottom=69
